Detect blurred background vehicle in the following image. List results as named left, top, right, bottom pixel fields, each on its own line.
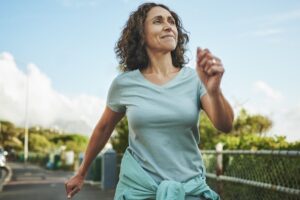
left=0, top=147, right=7, bottom=168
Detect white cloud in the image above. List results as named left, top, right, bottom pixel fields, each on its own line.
left=0, top=52, right=105, bottom=136
left=1, top=53, right=298, bottom=142
left=272, top=103, right=300, bottom=142
left=234, top=80, right=299, bottom=142
left=253, top=80, right=283, bottom=101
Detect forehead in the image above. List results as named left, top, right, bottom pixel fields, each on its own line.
left=146, top=6, right=173, bottom=19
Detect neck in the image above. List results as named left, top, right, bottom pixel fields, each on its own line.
left=143, top=50, right=178, bottom=76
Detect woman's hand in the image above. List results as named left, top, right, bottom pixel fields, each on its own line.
left=65, top=173, right=85, bottom=199
left=196, top=47, right=225, bottom=96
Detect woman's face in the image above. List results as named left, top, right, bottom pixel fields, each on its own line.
left=143, top=6, right=178, bottom=53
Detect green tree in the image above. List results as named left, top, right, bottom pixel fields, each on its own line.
left=111, top=117, right=129, bottom=153
left=198, top=111, right=220, bottom=149
left=0, top=120, right=23, bottom=151
left=198, top=108, right=289, bottom=150
left=110, top=108, right=284, bottom=151
left=233, top=109, right=272, bottom=136
left=29, top=133, right=53, bottom=153
left=50, top=134, right=88, bottom=154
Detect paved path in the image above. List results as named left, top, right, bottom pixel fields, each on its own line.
left=0, top=162, right=115, bottom=200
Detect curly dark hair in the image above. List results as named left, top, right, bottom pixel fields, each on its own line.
left=115, top=2, right=189, bottom=72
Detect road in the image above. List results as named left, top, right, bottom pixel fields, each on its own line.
left=0, top=162, right=115, bottom=200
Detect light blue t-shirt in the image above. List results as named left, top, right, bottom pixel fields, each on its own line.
left=107, top=66, right=207, bottom=184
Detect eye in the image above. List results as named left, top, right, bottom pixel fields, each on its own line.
left=153, top=19, right=161, bottom=24
left=169, top=19, right=176, bottom=25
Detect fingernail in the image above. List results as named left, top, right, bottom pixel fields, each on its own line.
left=67, top=194, right=71, bottom=199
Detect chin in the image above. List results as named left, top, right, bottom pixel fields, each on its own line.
left=162, top=44, right=177, bottom=52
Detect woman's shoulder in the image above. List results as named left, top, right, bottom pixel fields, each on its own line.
left=110, top=69, right=139, bottom=86
left=183, top=66, right=196, bottom=73
left=182, top=66, right=198, bottom=78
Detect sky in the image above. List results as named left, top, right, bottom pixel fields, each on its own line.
left=1, top=0, right=300, bottom=141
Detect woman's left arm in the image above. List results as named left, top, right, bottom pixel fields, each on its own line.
left=201, top=91, right=234, bottom=133
left=196, top=47, right=234, bottom=133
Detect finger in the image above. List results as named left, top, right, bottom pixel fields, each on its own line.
left=198, top=48, right=211, bottom=58
left=203, top=53, right=213, bottom=65
left=207, top=65, right=224, bottom=76
left=198, top=56, right=208, bottom=68
left=205, top=56, right=222, bottom=69
left=200, top=48, right=209, bottom=56
left=204, top=58, right=217, bottom=72
left=210, top=57, right=222, bottom=67
left=67, top=186, right=80, bottom=199
left=197, top=47, right=201, bottom=56
left=65, top=182, right=77, bottom=196
left=197, top=49, right=216, bottom=72
left=65, top=182, right=73, bottom=195
left=197, top=50, right=209, bottom=64
left=203, top=48, right=211, bottom=58
left=197, top=47, right=206, bottom=57
left=203, top=50, right=218, bottom=60
left=201, top=48, right=210, bottom=53
left=203, top=48, right=211, bottom=56
left=203, top=60, right=211, bottom=72
left=214, top=56, right=221, bottom=64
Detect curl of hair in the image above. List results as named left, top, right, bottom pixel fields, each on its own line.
left=115, top=2, right=189, bottom=72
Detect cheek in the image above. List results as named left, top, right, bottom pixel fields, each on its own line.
left=174, top=29, right=178, bottom=40
left=145, top=33, right=155, bottom=46
left=143, top=26, right=152, bottom=44
left=145, top=29, right=160, bottom=44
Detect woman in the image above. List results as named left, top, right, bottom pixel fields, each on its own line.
left=65, top=2, right=233, bottom=200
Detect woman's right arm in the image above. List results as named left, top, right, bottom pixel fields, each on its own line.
left=65, top=106, right=125, bottom=198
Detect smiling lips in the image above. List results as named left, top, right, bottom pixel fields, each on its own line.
left=161, top=35, right=175, bottom=39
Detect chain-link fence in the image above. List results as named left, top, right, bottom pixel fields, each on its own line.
left=202, top=148, right=300, bottom=200
left=116, top=147, right=300, bottom=199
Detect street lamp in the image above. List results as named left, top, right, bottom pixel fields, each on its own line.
left=24, top=69, right=30, bottom=164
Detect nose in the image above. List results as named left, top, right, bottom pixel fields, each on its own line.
left=163, top=24, right=172, bottom=32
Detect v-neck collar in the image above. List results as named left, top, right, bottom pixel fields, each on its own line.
left=137, top=66, right=185, bottom=89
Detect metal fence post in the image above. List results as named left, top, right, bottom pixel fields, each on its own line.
left=216, top=142, right=224, bottom=196
left=216, top=142, right=223, bottom=176
left=101, top=148, right=117, bottom=190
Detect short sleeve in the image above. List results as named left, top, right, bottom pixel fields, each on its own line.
left=197, top=78, right=207, bottom=110
left=106, top=77, right=126, bottom=113
left=198, top=78, right=207, bottom=98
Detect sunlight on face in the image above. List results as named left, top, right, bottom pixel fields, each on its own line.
left=144, top=6, right=178, bottom=53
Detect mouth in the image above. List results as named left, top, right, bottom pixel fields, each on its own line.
left=161, top=35, right=175, bottom=39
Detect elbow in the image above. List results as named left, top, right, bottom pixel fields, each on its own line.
left=221, top=112, right=234, bottom=133
left=216, top=121, right=233, bottom=133
left=221, top=124, right=233, bottom=133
